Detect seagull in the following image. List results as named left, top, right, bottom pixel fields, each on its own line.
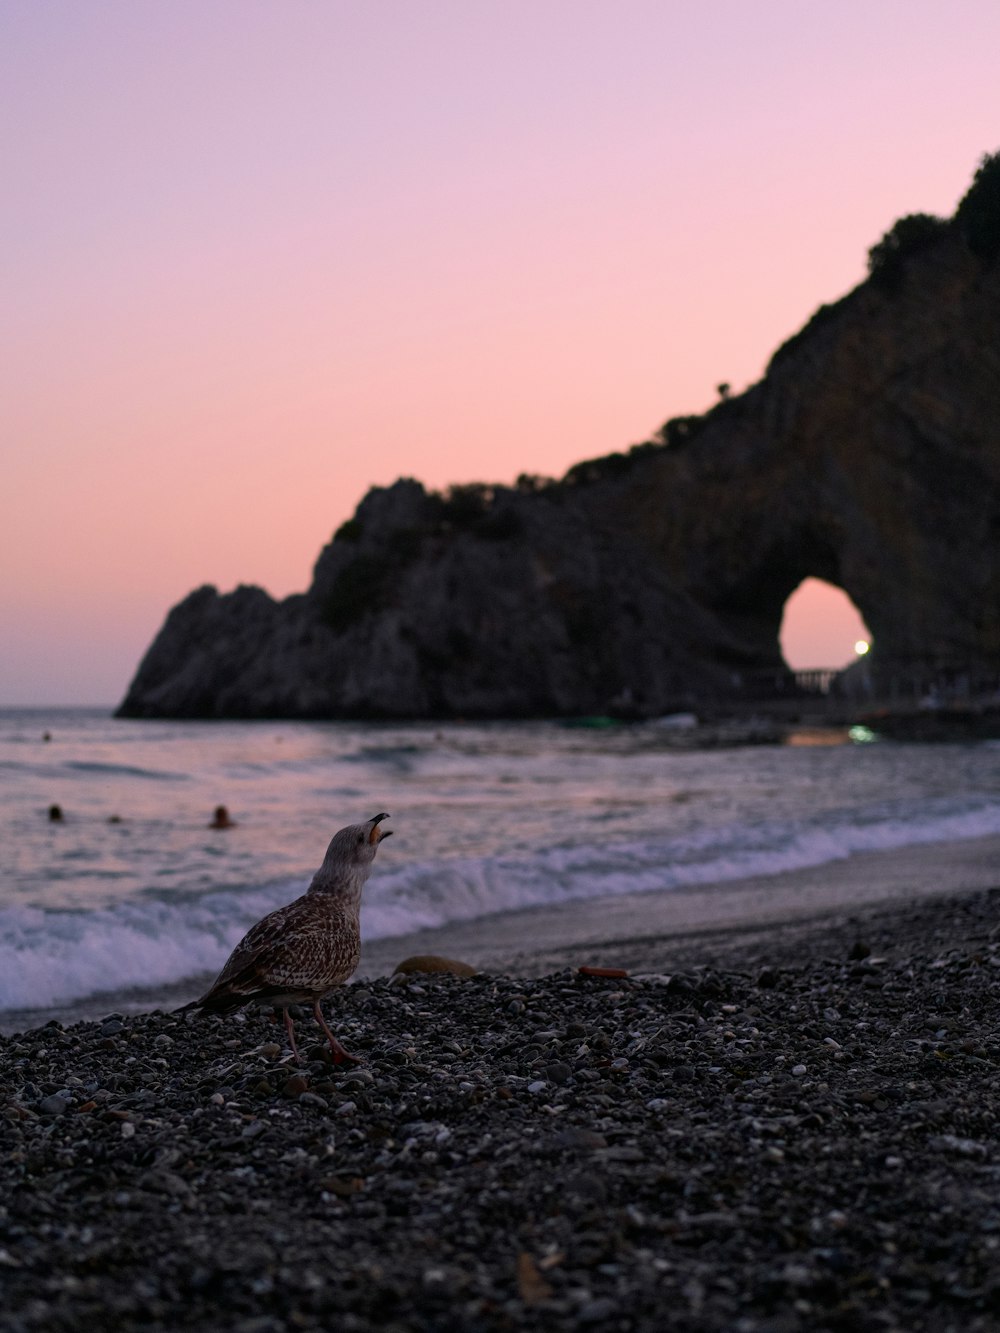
left=179, top=812, right=391, bottom=1064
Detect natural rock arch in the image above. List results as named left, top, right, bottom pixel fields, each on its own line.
left=118, top=189, right=1000, bottom=720
left=779, top=579, right=871, bottom=672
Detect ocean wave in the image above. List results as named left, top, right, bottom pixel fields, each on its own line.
left=0, top=884, right=298, bottom=1012
left=341, top=744, right=427, bottom=769
left=64, top=761, right=188, bottom=781
left=361, top=796, right=1000, bottom=937
left=2, top=797, right=1000, bottom=1012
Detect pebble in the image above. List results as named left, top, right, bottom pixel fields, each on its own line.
left=552, top=1128, right=607, bottom=1151
left=393, top=955, right=477, bottom=977
left=3, top=888, right=1000, bottom=1332
left=340, top=1068, right=374, bottom=1087
left=38, top=1093, right=71, bottom=1116
left=929, top=1134, right=988, bottom=1158
left=298, top=1092, right=328, bottom=1110
left=577, top=1297, right=619, bottom=1324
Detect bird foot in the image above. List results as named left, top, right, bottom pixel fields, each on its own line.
left=328, top=1037, right=361, bottom=1066
left=312, top=1001, right=360, bottom=1065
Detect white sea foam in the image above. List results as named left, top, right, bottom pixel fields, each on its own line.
left=362, top=797, right=1000, bottom=935
left=3, top=797, right=1000, bottom=1012
left=0, top=886, right=295, bottom=1012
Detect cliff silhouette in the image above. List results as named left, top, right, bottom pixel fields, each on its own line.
left=118, top=155, right=1000, bottom=720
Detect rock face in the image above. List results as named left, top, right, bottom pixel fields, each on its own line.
left=118, top=171, right=1000, bottom=720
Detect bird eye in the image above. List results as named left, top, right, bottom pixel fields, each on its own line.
left=357, top=834, right=364, bottom=844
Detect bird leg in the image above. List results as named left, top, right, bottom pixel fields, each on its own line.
left=282, top=1007, right=303, bottom=1065
left=313, top=1000, right=360, bottom=1065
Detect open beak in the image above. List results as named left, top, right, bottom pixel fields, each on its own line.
left=368, top=812, right=392, bottom=845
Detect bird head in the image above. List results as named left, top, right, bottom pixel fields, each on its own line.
left=308, top=812, right=392, bottom=897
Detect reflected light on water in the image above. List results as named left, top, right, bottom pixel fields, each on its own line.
left=784, top=729, right=851, bottom=747
left=848, top=725, right=878, bottom=744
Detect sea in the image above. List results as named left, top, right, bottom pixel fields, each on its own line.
left=3, top=706, right=1000, bottom=1025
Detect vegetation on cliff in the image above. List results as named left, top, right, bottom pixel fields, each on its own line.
left=956, top=150, right=1000, bottom=259
left=321, top=484, right=526, bottom=631
left=867, top=213, right=951, bottom=291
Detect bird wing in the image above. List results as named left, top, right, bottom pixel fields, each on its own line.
left=195, top=896, right=318, bottom=1009
left=214, top=901, right=303, bottom=983
left=191, top=894, right=358, bottom=1012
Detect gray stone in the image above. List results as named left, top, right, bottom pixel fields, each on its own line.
left=38, top=1094, right=71, bottom=1116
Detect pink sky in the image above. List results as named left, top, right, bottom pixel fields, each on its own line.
left=3, top=2, right=997, bottom=703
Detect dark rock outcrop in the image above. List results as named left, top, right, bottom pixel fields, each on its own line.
left=118, top=163, right=1000, bottom=720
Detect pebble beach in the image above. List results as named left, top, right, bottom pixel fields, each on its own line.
left=5, top=879, right=1000, bottom=1333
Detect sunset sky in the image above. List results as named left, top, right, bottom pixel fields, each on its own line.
left=3, top=1, right=998, bottom=704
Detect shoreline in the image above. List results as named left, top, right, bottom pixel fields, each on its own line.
left=4, top=832, right=1000, bottom=1035
left=4, top=873, right=1000, bottom=1329
left=360, top=830, right=1000, bottom=978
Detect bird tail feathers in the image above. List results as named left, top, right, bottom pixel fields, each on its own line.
left=174, top=991, right=248, bottom=1017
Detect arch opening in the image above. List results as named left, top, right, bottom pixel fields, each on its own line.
left=780, top=578, right=872, bottom=672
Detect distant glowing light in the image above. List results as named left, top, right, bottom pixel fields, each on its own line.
left=854, top=639, right=870, bottom=656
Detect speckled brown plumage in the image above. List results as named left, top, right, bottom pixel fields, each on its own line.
left=180, top=812, right=391, bottom=1062
left=197, top=892, right=363, bottom=1009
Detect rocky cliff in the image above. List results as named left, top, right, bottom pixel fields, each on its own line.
left=118, top=158, right=1000, bottom=720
